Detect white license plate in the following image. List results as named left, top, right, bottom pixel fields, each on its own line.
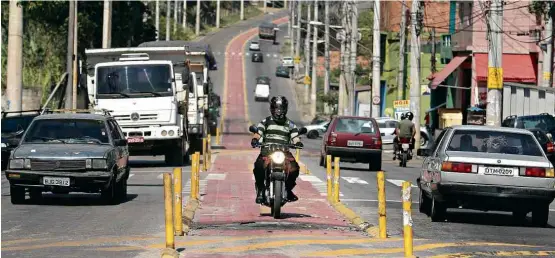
left=402, top=143, right=410, bottom=149
left=480, top=166, right=516, bottom=176
left=43, top=177, right=70, bottom=186
left=347, top=140, right=363, bottom=147
left=127, top=137, right=144, bottom=143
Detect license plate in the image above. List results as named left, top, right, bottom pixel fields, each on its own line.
left=127, top=137, right=144, bottom=143
left=43, top=176, right=70, bottom=186
left=347, top=140, right=363, bottom=147
left=480, top=166, right=516, bottom=176
left=402, top=143, right=410, bottom=149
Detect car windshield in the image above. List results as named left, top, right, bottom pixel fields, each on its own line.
left=335, top=118, right=377, bottom=134
left=446, top=129, right=543, bottom=156
left=283, top=57, right=292, bottom=61
left=377, top=122, right=386, bottom=128
left=96, top=64, right=173, bottom=98
left=23, top=119, right=110, bottom=144
left=1, top=116, right=37, bottom=134
left=516, top=115, right=555, bottom=132
left=251, top=42, right=258, bottom=45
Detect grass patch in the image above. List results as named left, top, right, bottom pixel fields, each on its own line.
left=220, top=6, right=262, bottom=28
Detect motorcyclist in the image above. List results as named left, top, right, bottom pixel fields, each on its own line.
left=392, top=113, right=406, bottom=160
left=394, top=112, right=416, bottom=159
left=251, top=96, right=303, bottom=204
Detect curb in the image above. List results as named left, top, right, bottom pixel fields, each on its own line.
left=182, top=199, right=200, bottom=235
left=331, top=201, right=380, bottom=238
left=160, top=248, right=180, bottom=258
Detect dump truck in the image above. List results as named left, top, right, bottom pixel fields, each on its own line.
left=259, top=21, right=278, bottom=42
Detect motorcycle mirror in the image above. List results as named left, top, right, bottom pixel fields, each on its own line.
left=298, top=127, right=308, bottom=135
left=248, top=125, right=258, bottom=134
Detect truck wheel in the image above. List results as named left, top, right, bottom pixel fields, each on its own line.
left=10, top=186, right=25, bottom=205
left=165, top=145, right=185, bottom=166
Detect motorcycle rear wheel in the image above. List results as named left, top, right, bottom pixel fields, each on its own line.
left=401, top=153, right=408, bottom=167
left=272, top=180, right=283, bottom=219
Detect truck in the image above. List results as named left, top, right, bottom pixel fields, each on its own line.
left=258, top=21, right=278, bottom=42
left=82, top=43, right=218, bottom=166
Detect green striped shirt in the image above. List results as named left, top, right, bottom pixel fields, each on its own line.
left=256, top=116, right=299, bottom=154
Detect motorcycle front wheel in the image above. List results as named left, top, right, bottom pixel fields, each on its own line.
left=271, top=180, right=283, bottom=219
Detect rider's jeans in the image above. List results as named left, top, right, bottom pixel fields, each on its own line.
left=253, top=151, right=300, bottom=192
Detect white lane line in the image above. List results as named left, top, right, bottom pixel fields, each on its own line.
left=129, top=174, right=134, bottom=178
left=299, top=175, right=323, bottom=182
left=157, top=174, right=163, bottom=179
left=387, top=179, right=417, bottom=188
left=341, top=177, right=369, bottom=184
left=205, top=174, right=226, bottom=180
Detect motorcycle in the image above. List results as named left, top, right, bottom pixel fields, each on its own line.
left=248, top=125, right=307, bottom=219
left=397, top=137, right=413, bottom=167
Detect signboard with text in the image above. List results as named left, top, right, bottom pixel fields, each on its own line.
left=393, top=100, right=410, bottom=120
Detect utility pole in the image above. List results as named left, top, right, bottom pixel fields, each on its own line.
left=349, top=1, right=358, bottom=116
left=72, top=1, right=78, bottom=109
left=216, top=0, right=221, bottom=28
left=295, top=2, right=302, bottom=79
left=155, top=0, right=160, bottom=40
left=485, top=0, right=504, bottom=126
left=541, top=5, right=554, bottom=88
left=65, top=0, right=76, bottom=109
left=324, top=0, right=330, bottom=114
left=338, top=29, right=346, bottom=115
left=371, top=0, right=381, bottom=118
left=195, top=0, right=200, bottom=36
left=102, top=0, right=112, bottom=48
left=339, top=1, right=350, bottom=115
left=182, top=0, right=187, bottom=29
left=6, top=0, right=23, bottom=112
left=166, top=0, right=171, bottom=41
left=310, top=0, right=319, bottom=118
left=173, top=0, right=178, bottom=34
left=409, top=0, right=422, bottom=151
left=431, top=28, right=437, bottom=73
left=396, top=0, right=407, bottom=100
left=263, top=0, right=267, bottom=14
left=304, top=2, right=312, bottom=104
left=289, top=1, right=295, bottom=59
left=240, top=0, right=244, bottom=20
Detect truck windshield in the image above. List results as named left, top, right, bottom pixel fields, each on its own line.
left=96, top=64, right=173, bottom=98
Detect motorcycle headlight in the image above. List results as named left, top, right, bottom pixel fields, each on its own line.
left=271, top=151, right=286, bottom=164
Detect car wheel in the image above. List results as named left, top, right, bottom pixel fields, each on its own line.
left=531, top=204, right=549, bottom=227
left=115, top=177, right=128, bottom=202
left=101, top=177, right=118, bottom=205
left=29, top=189, right=43, bottom=203
left=430, top=196, right=447, bottom=222
left=419, top=189, right=431, bottom=215
left=307, top=130, right=318, bottom=139
left=420, top=133, right=429, bottom=147
left=10, top=186, right=25, bottom=205
left=369, top=154, right=382, bottom=171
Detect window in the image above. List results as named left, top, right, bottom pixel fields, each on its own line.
left=386, top=121, right=399, bottom=128
left=107, top=120, right=122, bottom=141
left=1, top=116, right=37, bottom=134
left=96, top=64, right=173, bottom=98
left=442, top=35, right=451, bottom=47
left=23, top=119, right=109, bottom=144
left=516, top=115, right=555, bottom=132
left=335, top=118, right=377, bottom=134
left=446, top=129, right=543, bottom=156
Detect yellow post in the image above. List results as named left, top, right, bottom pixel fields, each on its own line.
left=202, top=138, right=207, bottom=172
left=173, top=168, right=184, bottom=236
left=194, top=152, right=200, bottom=197
left=295, top=148, right=300, bottom=161
left=207, top=134, right=211, bottom=170
left=333, top=157, right=340, bottom=203
left=402, top=181, right=413, bottom=257
left=190, top=154, right=198, bottom=200
left=326, top=155, right=332, bottom=202
left=163, top=173, right=175, bottom=249
left=216, top=127, right=221, bottom=145
left=377, top=171, right=387, bottom=239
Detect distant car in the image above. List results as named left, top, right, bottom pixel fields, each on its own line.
left=249, top=41, right=260, bottom=51
left=5, top=112, right=130, bottom=205
left=320, top=116, right=382, bottom=171
left=281, top=57, right=294, bottom=68
left=417, top=125, right=555, bottom=227
left=528, top=128, right=555, bottom=165
left=502, top=113, right=555, bottom=139
left=376, top=117, right=431, bottom=147
left=252, top=52, right=264, bottom=62
left=1, top=110, right=42, bottom=170
left=254, top=76, right=271, bottom=102
left=305, top=121, right=330, bottom=139
left=275, top=65, right=290, bottom=78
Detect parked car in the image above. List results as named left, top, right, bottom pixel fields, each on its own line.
left=305, top=121, right=330, bottom=139
left=254, top=76, right=271, bottom=102
left=249, top=41, right=260, bottom=51
left=281, top=56, right=294, bottom=68
left=5, top=111, right=130, bottom=205
left=417, top=125, right=555, bottom=227
left=252, top=52, right=264, bottom=62
left=1, top=110, right=42, bottom=170
left=275, top=65, right=290, bottom=78
left=320, top=116, right=382, bottom=171
left=528, top=128, right=555, bottom=165
left=376, top=117, right=430, bottom=147
left=502, top=113, right=555, bottom=139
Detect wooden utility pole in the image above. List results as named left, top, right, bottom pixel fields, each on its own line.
left=485, top=0, right=504, bottom=126
left=6, top=0, right=23, bottom=112
left=371, top=0, right=381, bottom=117
left=397, top=0, right=407, bottom=100
left=410, top=0, right=422, bottom=151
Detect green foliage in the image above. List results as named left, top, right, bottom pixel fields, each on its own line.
left=318, top=91, right=338, bottom=115
left=529, top=1, right=554, bottom=20
left=358, top=9, right=373, bottom=59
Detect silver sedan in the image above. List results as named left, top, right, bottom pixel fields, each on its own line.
left=417, top=125, right=555, bottom=227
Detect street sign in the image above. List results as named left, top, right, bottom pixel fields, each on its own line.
left=372, top=96, right=381, bottom=105
left=304, top=75, right=311, bottom=85
left=294, top=56, right=301, bottom=64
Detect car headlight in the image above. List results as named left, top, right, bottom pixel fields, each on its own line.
left=87, top=159, right=107, bottom=169
left=1, top=142, right=7, bottom=148
left=271, top=151, right=286, bottom=164
left=168, top=130, right=175, bottom=136
left=161, top=130, right=168, bottom=136
left=9, top=159, right=30, bottom=169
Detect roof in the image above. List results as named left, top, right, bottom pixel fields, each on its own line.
left=335, top=115, right=376, bottom=120
left=449, top=125, right=533, bottom=134
left=259, top=21, right=277, bottom=28
left=35, top=113, right=108, bottom=121
left=474, top=53, right=536, bottom=83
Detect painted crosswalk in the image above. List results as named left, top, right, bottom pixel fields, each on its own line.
left=386, top=179, right=417, bottom=188
left=341, top=177, right=369, bottom=184
left=299, top=175, right=344, bottom=197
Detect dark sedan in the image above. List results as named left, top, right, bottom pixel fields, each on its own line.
left=275, top=65, right=290, bottom=78
left=252, top=52, right=263, bottom=63
left=1, top=110, right=41, bottom=170
left=529, top=128, right=555, bottom=165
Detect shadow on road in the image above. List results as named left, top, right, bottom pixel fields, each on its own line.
left=7, top=193, right=139, bottom=206
left=443, top=210, right=554, bottom=228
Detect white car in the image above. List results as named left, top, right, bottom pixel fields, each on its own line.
left=305, top=121, right=330, bottom=139
left=281, top=57, right=294, bottom=68
left=249, top=41, right=260, bottom=51
left=376, top=117, right=430, bottom=147
left=254, top=84, right=270, bottom=101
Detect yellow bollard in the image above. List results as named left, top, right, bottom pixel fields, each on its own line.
left=402, top=181, right=413, bottom=257
left=163, top=173, right=175, bottom=249
left=377, top=171, right=387, bottom=239
left=207, top=134, right=212, bottom=170
left=202, top=138, right=207, bottom=172
left=326, top=155, right=332, bottom=202
left=194, top=152, right=200, bottom=197
left=173, top=168, right=184, bottom=236
left=190, top=154, right=198, bottom=200
left=295, top=148, right=300, bottom=162
left=216, top=127, right=221, bottom=145
left=333, top=157, right=340, bottom=203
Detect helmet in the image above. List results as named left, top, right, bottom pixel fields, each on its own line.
left=400, top=113, right=406, bottom=120
left=270, top=96, right=288, bottom=122
left=405, top=112, right=414, bottom=121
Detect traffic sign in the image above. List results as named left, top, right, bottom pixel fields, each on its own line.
left=372, top=96, right=381, bottom=105
left=294, top=56, right=301, bottom=64
left=304, top=75, right=311, bottom=85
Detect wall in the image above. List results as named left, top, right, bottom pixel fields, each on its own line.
left=381, top=1, right=451, bottom=33
left=1, top=88, right=44, bottom=111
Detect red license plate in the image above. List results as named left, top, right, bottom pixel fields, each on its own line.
left=127, top=137, right=144, bottom=143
